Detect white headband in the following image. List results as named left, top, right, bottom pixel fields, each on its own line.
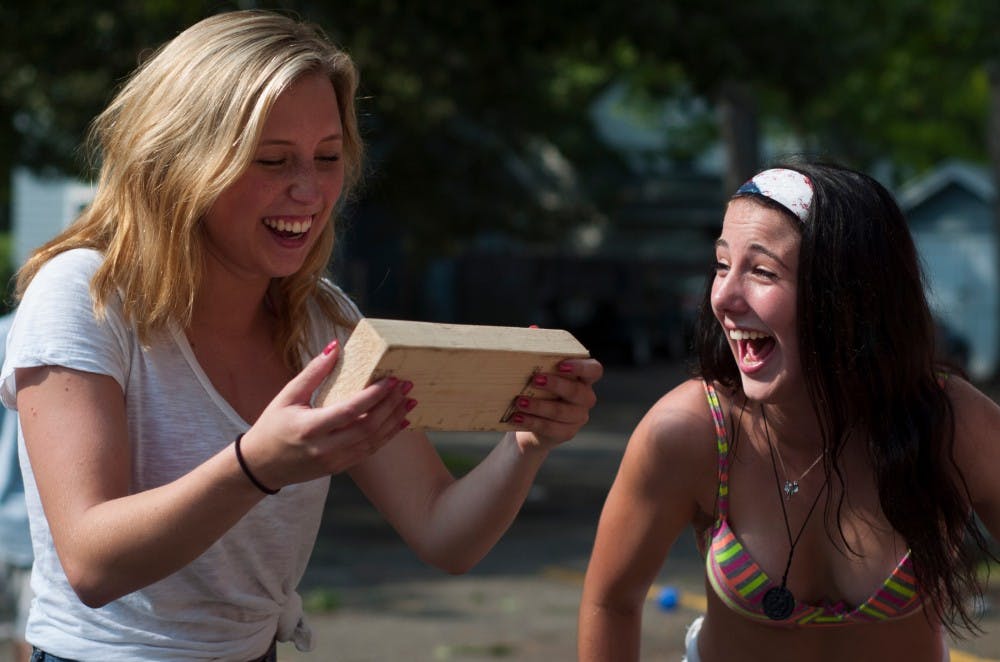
left=734, top=168, right=813, bottom=222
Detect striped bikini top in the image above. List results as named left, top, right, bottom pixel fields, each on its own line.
left=702, top=381, right=922, bottom=626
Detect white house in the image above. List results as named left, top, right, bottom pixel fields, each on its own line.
left=897, top=160, right=997, bottom=380
left=11, top=168, right=96, bottom=269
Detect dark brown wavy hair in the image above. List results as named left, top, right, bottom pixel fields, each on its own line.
left=695, top=160, right=990, bottom=635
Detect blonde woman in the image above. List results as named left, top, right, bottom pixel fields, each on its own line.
left=1, top=11, right=602, bottom=661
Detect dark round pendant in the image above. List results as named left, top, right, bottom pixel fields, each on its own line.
left=763, top=586, right=795, bottom=620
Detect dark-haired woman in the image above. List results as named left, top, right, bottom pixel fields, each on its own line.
left=578, top=163, right=998, bottom=661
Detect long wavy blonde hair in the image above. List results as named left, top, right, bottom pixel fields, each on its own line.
left=16, top=10, right=363, bottom=370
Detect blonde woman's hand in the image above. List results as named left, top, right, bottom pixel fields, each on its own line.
left=235, top=340, right=415, bottom=490
left=510, top=357, right=603, bottom=453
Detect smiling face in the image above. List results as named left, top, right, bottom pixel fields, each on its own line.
left=201, top=71, right=345, bottom=285
left=711, top=198, right=802, bottom=404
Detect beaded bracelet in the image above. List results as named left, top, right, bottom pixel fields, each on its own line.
left=234, top=433, right=279, bottom=495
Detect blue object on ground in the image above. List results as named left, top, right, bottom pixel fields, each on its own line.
left=657, top=586, right=678, bottom=611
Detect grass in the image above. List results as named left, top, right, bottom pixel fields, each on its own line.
left=302, top=587, right=342, bottom=613
left=438, top=450, right=480, bottom=476
left=433, top=642, right=517, bottom=659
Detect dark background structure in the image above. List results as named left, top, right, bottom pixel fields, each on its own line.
left=5, top=1, right=1000, bottom=373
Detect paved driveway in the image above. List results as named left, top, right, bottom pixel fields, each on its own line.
left=277, top=361, right=1000, bottom=661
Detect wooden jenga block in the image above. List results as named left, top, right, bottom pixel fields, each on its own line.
left=314, top=318, right=590, bottom=431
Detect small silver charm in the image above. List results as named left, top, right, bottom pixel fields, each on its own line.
left=783, top=480, right=800, bottom=498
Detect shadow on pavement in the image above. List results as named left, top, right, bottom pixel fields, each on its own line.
left=288, top=360, right=698, bottom=660
left=289, top=360, right=1000, bottom=661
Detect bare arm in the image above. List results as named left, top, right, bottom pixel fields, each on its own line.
left=348, top=357, right=603, bottom=573
left=16, top=344, right=410, bottom=607
left=950, top=377, right=1000, bottom=541
left=579, top=379, right=715, bottom=662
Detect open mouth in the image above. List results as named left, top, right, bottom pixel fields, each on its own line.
left=730, top=328, right=775, bottom=368
left=263, top=216, right=312, bottom=240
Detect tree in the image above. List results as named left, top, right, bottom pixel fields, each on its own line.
left=0, top=2, right=211, bottom=228
left=2, top=1, right=998, bottom=259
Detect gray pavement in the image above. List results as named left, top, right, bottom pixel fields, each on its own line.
left=277, top=360, right=1000, bottom=661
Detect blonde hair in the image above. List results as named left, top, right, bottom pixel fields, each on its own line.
left=17, top=10, right=362, bottom=369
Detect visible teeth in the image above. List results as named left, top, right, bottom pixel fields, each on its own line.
left=730, top=329, right=769, bottom=341
left=264, top=217, right=312, bottom=234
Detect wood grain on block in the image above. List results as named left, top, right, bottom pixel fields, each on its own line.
left=314, top=318, right=590, bottom=431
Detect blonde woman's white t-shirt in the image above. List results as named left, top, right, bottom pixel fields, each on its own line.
left=0, top=248, right=359, bottom=661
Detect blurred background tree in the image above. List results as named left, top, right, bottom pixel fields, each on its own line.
left=2, top=0, right=999, bottom=344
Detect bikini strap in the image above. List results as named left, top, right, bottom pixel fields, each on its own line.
left=702, top=380, right=730, bottom=517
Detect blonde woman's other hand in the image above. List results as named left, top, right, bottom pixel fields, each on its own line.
left=511, top=357, right=603, bottom=453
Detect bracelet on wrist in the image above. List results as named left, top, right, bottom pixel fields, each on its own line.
left=234, top=433, right=279, bottom=495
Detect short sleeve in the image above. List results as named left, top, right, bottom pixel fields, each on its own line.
left=302, top=280, right=363, bottom=359
left=1, top=249, right=132, bottom=410
left=327, top=280, right=363, bottom=326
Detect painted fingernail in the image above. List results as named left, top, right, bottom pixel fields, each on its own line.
left=558, top=363, right=573, bottom=373
left=517, top=398, right=530, bottom=409
left=529, top=324, right=539, bottom=329
left=401, top=381, right=414, bottom=395
left=534, top=375, right=548, bottom=386
left=323, top=339, right=339, bottom=355
left=400, top=419, right=411, bottom=430
left=405, top=399, right=418, bottom=411
left=513, top=414, right=525, bottom=424
left=387, top=376, right=399, bottom=387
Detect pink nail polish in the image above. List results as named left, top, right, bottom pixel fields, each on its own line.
left=529, top=324, right=539, bottom=329
left=558, top=363, right=573, bottom=373
left=405, top=399, right=418, bottom=411
left=400, top=419, right=411, bottom=430
left=533, top=375, right=548, bottom=387
left=323, top=339, right=338, bottom=355
left=518, top=398, right=530, bottom=409
left=387, top=376, right=399, bottom=387
left=401, top=381, right=414, bottom=395
left=513, top=414, right=525, bottom=424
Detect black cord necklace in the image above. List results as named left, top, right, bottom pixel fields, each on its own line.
left=760, top=404, right=827, bottom=621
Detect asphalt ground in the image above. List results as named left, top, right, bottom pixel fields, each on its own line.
left=2, top=361, right=998, bottom=661
left=275, top=361, right=1000, bottom=662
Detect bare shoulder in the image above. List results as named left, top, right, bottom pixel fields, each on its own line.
left=944, top=375, right=1000, bottom=534
left=944, top=375, right=1000, bottom=447
left=629, top=378, right=719, bottom=462
left=615, top=378, right=720, bottom=517
left=943, top=376, right=1000, bottom=497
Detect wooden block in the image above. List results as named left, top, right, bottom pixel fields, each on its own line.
left=314, top=318, right=590, bottom=431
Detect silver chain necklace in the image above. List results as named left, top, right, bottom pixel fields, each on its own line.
left=770, top=430, right=824, bottom=499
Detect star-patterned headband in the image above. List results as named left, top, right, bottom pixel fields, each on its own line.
left=734, top=168, right=813, bottom=222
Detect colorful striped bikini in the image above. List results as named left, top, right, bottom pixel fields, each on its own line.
left=702, top=381, right=922, bottom=626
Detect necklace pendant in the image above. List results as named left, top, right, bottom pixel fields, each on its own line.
left=783, top=480, right=799, bottom=498
left=763, top=586, right=796, bottom=620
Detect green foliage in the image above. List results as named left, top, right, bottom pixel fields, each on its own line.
left=785, top=0, right=994, bottom=178
left=0, top=2, right=213, bottom=175
left=302, top=587, right=342, bottom=614
left=437, top=451, right=479, bottom=477
left=433, top=642, right=516, bottom=659
left=1, top=0, right=998, bottom=246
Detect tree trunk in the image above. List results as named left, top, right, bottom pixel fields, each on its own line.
left=987, top=60, right=1000, bottom=382
left=717, top=80, right=761, bottom=195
